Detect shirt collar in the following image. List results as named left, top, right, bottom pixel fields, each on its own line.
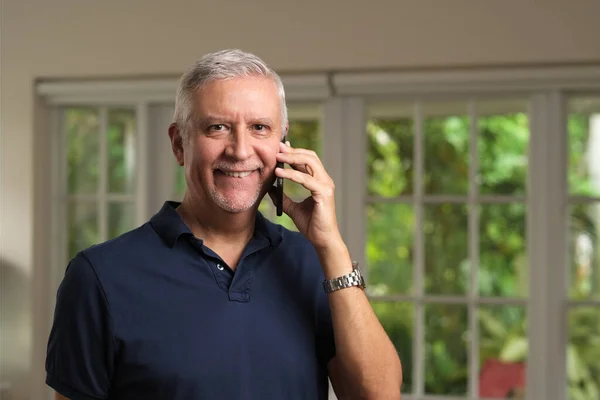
left=150, top=201, right=283, bottom=248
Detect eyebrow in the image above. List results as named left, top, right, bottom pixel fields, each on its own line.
left=197, top=116, right=275, bottom=126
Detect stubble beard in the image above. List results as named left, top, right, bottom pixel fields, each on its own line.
left=209, top=184, right=265, bottom=213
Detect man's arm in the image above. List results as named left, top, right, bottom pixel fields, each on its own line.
left=55, top=392, right=70, bottom=400
left=273, top=142, right=402, bottom=399
left=321, top=241, right=402, bottom=400
left=46, top=253, right=115, bottom=399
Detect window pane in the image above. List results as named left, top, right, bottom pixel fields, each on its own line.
left=258, top=197, right=275, bottom=220
left=277, top=211, right=298, bottom=232
left=567, top=307, right=600, bottom=400
left=569, top=203, right=600, bottom=300
left=479, top=306, right=527, bottom=398
left=107, top=109, right=136, bottom=194
left=108, top=202, right=135, bottom=239
left=480, top=204, right=528, bottom=297
left=478, top=105, right=529, bottom=195
left=67, top=201, right=98, bottom=260
left=424, top=103, right=469, bottom=195
left=175, top=163, right=186, bottom=199
left=569, top=97, right=600, bottom=197
left=284, top=119, right=320, bottom=201
left=367, top=116, right=413, bottom=197
left=66, top=108, right=100, bottom=194
left=425, top=304, right=468, bottom=395
left=366, top=204, right=414, bottom=295
left=424, top=204, right=468, bottom=295
left=257, top=116, right=320, bottom=229
left=371, top=302, right=414, bottom=394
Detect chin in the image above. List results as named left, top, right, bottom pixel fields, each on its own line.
left=210, top=191, right=260, bottom=214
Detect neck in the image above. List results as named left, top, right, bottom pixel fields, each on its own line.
left=176, top=194, right=256, bottom=248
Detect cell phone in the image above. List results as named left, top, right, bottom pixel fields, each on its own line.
left=275, top=135, right=286, bottom=216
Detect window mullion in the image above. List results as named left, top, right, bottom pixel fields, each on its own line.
left=323, top=98, right=346, bottom=239
left=147, top=104, right=177, bottom=211
left=135, top=103, right=149, bottom=224
left=99, top=107, right=108, bottom=242
left=413, top=102, right=425, bottom=398
left=546, top=91, right=569, bottom=400
left=527, top=91, right=568, bottom=400
left=467, top=100, right=480, bottom=400
left=340, top=97, right=366, bottom=272
left=51, top=108, right=66, bottom=319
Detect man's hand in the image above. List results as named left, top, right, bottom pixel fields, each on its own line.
left=270, top=142, right=403, bottom=398
left=269, top=141, right=341, bottom=251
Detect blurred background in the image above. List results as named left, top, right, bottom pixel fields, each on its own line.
left=1, top=1, right=600, bottom=399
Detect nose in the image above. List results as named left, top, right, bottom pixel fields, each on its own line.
left=224, top=127, right=252, bottom=160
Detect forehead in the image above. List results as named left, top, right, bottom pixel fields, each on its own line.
left=192, top=76, right=281, bottom=120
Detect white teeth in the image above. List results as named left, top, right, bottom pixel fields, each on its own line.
left=222, top=171, right=253, bottom=178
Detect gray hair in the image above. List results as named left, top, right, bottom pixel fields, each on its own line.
left=173, top=49, right=288, bottom=139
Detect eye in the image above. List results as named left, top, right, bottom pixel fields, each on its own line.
left=209, top=124, right=227, bottom=131
left=253, top=124, right=268, bottom=132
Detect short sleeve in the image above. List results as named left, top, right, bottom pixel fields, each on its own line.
left=46, top=252, right=115, bottom=400
left=315, top=285, right=336, bottom=367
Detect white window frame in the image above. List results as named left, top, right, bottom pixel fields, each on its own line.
left=37, top=65, right=600, bottom=400
left=328, top=67, right=600, bottom=400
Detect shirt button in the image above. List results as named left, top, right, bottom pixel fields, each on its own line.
left=216, top=263, right=224, bottom=271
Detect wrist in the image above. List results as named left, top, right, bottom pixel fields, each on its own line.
left=315, top=237, right=353, bottom=280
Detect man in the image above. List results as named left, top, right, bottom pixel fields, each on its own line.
left=46, top=49, right=402, bottom=400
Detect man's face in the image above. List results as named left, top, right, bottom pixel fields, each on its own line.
left=176, top=76, right=285, bottom=213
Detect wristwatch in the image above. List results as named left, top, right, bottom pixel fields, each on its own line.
left=322, top=261, right=366, bottom=293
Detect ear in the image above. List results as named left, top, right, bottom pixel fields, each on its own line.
left=168, top=123, right=185, bottom=166
left=283, top=123, right=289, bottom=139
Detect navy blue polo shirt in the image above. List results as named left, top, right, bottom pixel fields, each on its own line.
left=46, top=201, right=336, bottom=400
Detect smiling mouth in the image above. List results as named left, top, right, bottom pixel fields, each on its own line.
left=218, top=170, right=256, bottom=178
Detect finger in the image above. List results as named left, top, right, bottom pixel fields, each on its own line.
left=275, top=166, right=328, bottom=194
left=276, top=152, right=321, bottom=177
left=280, top=142, right=321, bottom=161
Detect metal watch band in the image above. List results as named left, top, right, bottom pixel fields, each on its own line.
left=322, top=261, right=366, bottom=293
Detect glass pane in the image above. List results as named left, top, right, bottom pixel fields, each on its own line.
left=175, top=163, right=186, bottom=199
left=276, top=212, right=297, bottom=232
left=367, top=115, right=414, bottom=197
left=366, top=204, right=414, bottom=295
left=67, top=201, right=98, bottom=260
left=569, top=97, right=600, bottom=197
left=567, top=307, right=600, bottom=400
left=424, top=204, right=468, bottom=295
left=424, top=103, right=469, bottom=195
left=478, top=106, right=529, bottom=195
left=66, top=108, right=100, bottom=194
left=257, top=195, right=298, bottom=231
left=569, top=203, right=600, bottom=299
left=107, top=109, right=136, bottom=194
left=254, top=117, right=320, bottom=231
left=285, top=119, right=320, bottom=201
left=371, top=302, right=414, bottom=394
left=108, top=202, right=135, bottom=239
left=287, top=119, right=321, bottom=155
left=258, top=197, right=275, bottom=220
left=479, top=306, right=527, bottom=398
left=425, top=304, right=468, bottom=395
left=480, top=204, right=528, bottom=297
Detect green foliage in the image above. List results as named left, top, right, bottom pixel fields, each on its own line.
left=65, top=104, right=600, bottom=399
left=367, top=108, right=599, bottom=398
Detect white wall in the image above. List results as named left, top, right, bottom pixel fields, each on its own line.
left=1, top=0, right=599, bottom=398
